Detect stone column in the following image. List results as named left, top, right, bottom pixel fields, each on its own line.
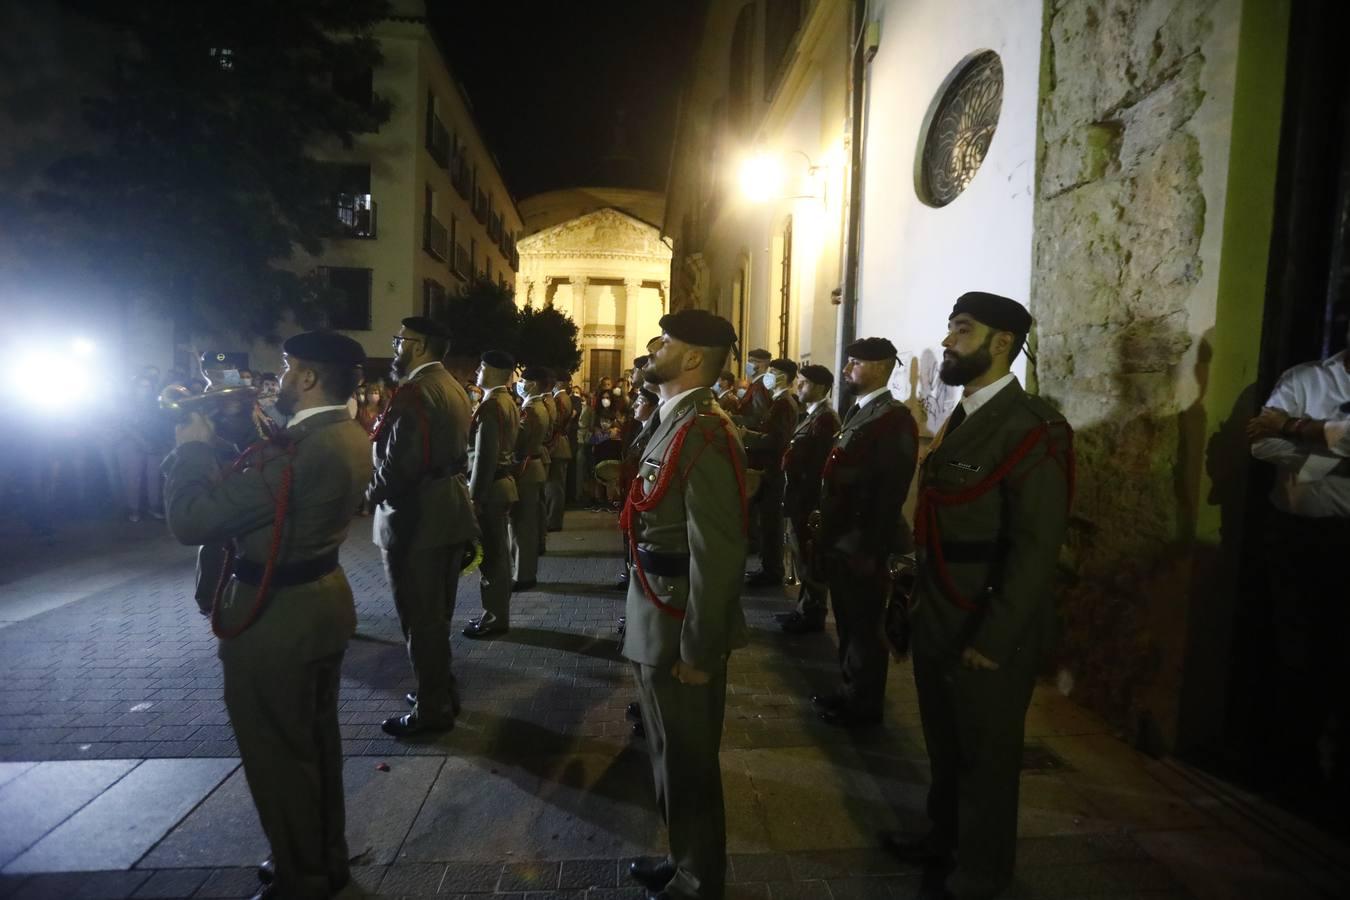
left=539, top=276, right=554, bottom=307
left=571, top=275, right=587, bottom=310
left=658, top=280, right=670, bottom=313
left=519, top=277, right=534, bottom=307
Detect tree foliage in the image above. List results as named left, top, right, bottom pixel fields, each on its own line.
left=34, top=0, right=393, bottom=340
left=516, top=305, right=583, bottom=375
left=440, top=278, right=582, bottom=375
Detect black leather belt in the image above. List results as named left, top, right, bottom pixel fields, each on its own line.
left=636, top=548, right=690, bottom=577
left=233, top=550, right=340, bottom=588
left=426, top=460, right=467, bottom=479
left=938, top=540, right=1005, bottom=564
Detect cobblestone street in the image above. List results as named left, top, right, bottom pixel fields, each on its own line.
left=0, top=512, right=1344, bottom=899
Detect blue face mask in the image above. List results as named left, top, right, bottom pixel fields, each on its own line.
left=735, top=388, right=747, bottom=399
left=763, top=373, right=779, bottom=390
left=514, top=382, right=526, bottom=398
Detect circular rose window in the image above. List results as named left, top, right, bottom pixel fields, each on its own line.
left=916, top=51, right=1004, bottom=208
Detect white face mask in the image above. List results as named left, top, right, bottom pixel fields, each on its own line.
left=601, top=397, right=611, bottom=408
left=612, top=386, right=623, bottom=396
left=735, top=387, right=747, bottom=399
left=514, top=382, right=527, bottom=398
left=763, top=373, right=778, bottom=391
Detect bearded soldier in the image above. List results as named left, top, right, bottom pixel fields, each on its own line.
left=510, top=365, right=553, bottom=591
left=369, top=317, right=478, bottom=738
left=884, top=292, right=1073, bottom=900
left=621, top=309, right=747, bottom=900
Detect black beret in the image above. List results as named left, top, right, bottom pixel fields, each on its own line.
left=659, top=309, right=738, bottom=348
left=401, top=316, right=450, bottom=338
left=281, top=331, right=366, bottom=366
left=638, top=388, right=659, bottom=404
left=950, top=291, right=1032, bottom=337
left=844, top=337, right=898, bottom=361
left=481, top=349, right=515, bottom=370
left=633, top=355, right=649, bottom=369
left=769, top=358, right=798, bottom=381
left=800, top=364, right=834, bottom=388
left=747, top=347, right=772, bottom=361
left=521, top=365, right=551, bottom=382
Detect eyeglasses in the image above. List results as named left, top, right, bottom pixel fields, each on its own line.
left=391, top=335, right=424, bottom=350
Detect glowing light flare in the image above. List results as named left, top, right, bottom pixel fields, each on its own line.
left=73, top=338, right=95, bottom=356
left=738, top=153, right=786, bottom=203
left=12, top=350, right=93, bottom=410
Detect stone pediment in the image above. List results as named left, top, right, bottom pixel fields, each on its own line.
left=519, top=207, right=672, bottom=260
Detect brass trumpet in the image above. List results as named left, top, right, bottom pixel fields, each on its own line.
left=158, top=384, right=259, bottom=420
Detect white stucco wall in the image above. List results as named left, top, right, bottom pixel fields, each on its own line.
left=856, top=0, right=1042, bottom=432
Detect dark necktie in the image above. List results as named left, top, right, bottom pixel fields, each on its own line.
left=947, top=403, right=968, bottom=433
left=842, top=403, right=859, bottom=425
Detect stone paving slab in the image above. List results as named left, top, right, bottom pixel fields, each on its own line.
left=4, top=759, right=236, bottom=874
left=0, top=760, right=139, bottom=870
left=0, top=512, right=1343, bottom=898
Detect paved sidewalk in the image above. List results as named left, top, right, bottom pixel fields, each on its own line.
left=0, top=512, right=1346, bottom=899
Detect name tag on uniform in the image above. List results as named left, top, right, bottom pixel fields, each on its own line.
left=947, top=461, right=983, bottom=473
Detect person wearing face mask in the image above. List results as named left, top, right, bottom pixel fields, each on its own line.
left=544, top=372, right=573, bottom=532
left=464, top=350, right=520, bottom=638
left=731, top=348, right=773, bottom=427
left=593, top=376, right=615, bottom=418
left=777, top=365, right=841, bottom=634
left=369, top=318, right=479, bottom=738
left=741, top=358, right=800, bottom=588
left=355, top=381, right=385, bottom=434
left=714, top=371, right=738, bottom=407
left=508, top=366, right=553, bottom=591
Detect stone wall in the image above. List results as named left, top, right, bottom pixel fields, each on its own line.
left=1031, top=0, right=1221, bottom=749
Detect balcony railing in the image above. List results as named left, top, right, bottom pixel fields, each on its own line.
left=453, top=242, right=471, bottom=279
left=473, top=188, right=488, bottom=224
left=334, top=193, right=377, bottom=239
left=426, top=115, right=450, bottom=168
left=423, top=214, right=448, bottom=261
left=451, top=154, right=471, bottom=199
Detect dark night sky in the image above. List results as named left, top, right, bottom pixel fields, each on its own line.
left=428, top=2, right=700, bottom=202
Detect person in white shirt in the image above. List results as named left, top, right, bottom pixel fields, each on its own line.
left=1246, top=330, right=1350, bottom=810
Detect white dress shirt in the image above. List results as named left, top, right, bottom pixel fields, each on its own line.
left=853, top=386, right=893, bottom=410
left=287, top=403, right=350, bottom=429
left=1251, top=351, right=1350, bottom=517
left=658, top=387, right=702, bottom=424
left=402, top=361, right=440, bottom=383
left=959, top=372, right=1018, bottom=419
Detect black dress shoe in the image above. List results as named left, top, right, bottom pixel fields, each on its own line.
left=880, top=830, right=953, bottom=866
left=628, top=858, right=675, bottom=891
left=811, top=693, right=846, bottom=710
left=406, top=692, right=462, bottom=716
left=512, top=579, right=537, bottom=591
left=818, top=706, right=882, bottom=728
left=381, top=712, right=453, bottom=738
left=744, top=570, right=782, bottom=588
left=611, top=576, right=630, bottom=592
left=257, top=855, right=273, bottom=884
left=779, top=613, right=825, bottom=634
left=631, top=720, right=646, bottom=738
left=625, top=701, right=642, bottom=722
left=462, top=619, right=508, bottom=639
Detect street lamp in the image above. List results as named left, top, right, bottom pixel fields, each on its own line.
left=737, top=150, right=824, bottom=203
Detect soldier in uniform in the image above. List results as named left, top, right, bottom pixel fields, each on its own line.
left=369, top=317, right=479, bottom=738
left=545, top=371, right=573, bottom=532
left=742, top=358, right=801, bottom=587
left=622, top=309, right=747, bottom=900
left=510, top=365, right=553, bottom=591
left=776, top=364, right=841, bottom=634
left=731, top=347, right=773, bottom=427
left=813, top=337, right=918, bottom=728
left=886, top=293, right=1073, bottom=900
left=162, top=331, right=371, bottom=900
left=464, top=350, right=521, bottom=638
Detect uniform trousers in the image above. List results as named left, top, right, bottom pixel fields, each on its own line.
left=510, top=481, right=543, bottom=583
left=477, top=499, right=513, bottom=627
left=382, top=543, right=464, bottom=725
left=754, top=470, right=786, bottom=579
left=912, top=647, right=1037, bottom=900
left=827, top=560, right=890, bottom=716
left=545, top=457, right=569, bottom=530
left=787, top=513, right=827, bottom=622
left=222, top=645, right=349, bottom=900
left=117, top=444, right=162, bottom=514
left=633, top=660, right=728, bottom=900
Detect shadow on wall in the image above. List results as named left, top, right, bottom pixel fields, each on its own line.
left=1046, top=318, right=1211, bottom=754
